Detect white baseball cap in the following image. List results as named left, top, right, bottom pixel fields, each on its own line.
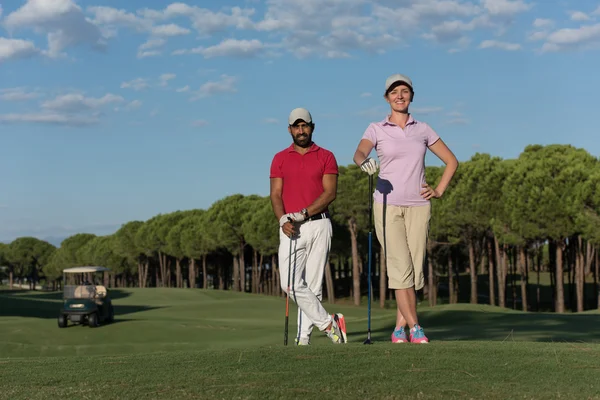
left=288, top=107, right=312, bottom=125
left=385, top=74, right=413, bottom=92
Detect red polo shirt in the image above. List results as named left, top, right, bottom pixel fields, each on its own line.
left=270, top=143, right=338, bottom=213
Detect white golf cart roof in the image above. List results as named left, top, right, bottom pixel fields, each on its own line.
left=63, top=266, right=111, bottom=273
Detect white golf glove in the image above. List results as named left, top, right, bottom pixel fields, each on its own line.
left=289, top=212, right=306, bottom=222
left=360, top=157, right=378, bottom=175
left=279, top=214, right=294, bottom=227
left=279, top=212, right=306, bottom=227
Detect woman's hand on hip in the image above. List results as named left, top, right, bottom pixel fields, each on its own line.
left=420, top=183, right=441, bottom=200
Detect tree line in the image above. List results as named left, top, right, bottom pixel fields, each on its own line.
left=1, top=144, right=599, bottom=313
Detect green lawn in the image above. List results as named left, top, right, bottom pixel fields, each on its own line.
left=1, top=288, right=599, bottom=399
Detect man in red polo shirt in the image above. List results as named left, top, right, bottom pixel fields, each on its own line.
left=270, top=107, right=347, bottom=345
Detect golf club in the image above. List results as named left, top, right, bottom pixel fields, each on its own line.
left=364, top=174, right=374, bottom=345
left=284, top=222, right=293, bottom=346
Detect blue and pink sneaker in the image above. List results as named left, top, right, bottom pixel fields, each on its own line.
left=391, top=326, right=408, bottom=343
left=409, top=324, right=429, bottom=343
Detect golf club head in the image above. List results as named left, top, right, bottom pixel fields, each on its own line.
left=363, top=338, right=373, bottom=345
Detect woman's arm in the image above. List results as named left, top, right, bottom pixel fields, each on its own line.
left=353, top=139, right=375, bottom=166
left=427, top=138, right=459, bottom=197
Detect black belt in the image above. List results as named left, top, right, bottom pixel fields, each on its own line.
left=306, top=212, right=330, bottom=221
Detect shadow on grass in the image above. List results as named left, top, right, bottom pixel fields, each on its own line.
left=348, top=309, right=600, bottom=344
left=0, top=290, right=163, bottom=320
left=59, top=317, right=138, bottom=329
left=0, top=288, right=133, bottom=301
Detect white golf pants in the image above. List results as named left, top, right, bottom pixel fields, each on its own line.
left=278, top=218, right=333, bottom=341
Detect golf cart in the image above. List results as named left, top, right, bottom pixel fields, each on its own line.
left=57, top=266, right=115, bottom=328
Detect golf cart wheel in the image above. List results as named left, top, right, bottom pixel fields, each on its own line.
left=58, top=314, right=67, bottom=328
left=88, top=312, right=99, bottom=328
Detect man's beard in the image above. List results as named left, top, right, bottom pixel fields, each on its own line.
left=293, top=133, right=312, bottom=148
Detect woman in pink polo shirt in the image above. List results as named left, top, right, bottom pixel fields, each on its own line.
left=353, top=74, right=459, bottom=344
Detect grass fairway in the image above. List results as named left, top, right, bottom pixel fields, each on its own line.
left=1, top=288, right=600, bottom=399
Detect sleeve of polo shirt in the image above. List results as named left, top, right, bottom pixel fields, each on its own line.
left=324, top=151, right=339, bottom=175
left=424, top=123, right=441, bottom=146
left=269, top=154, right=283, bottom=178
left=361, top=123, right=377, bottom=147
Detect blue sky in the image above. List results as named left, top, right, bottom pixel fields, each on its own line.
left=1, top=0, right=600, bottom=244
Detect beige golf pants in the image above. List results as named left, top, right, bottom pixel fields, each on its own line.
left=374, top=202, right=431, bottom=290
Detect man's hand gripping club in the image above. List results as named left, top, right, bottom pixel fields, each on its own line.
left=279, top=212, right=307, bottom=237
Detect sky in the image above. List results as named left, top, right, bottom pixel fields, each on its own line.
left=1, top=0, right=600, bottom=245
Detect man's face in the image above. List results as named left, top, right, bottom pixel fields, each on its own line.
left=288, top=120, right=314, bottom=148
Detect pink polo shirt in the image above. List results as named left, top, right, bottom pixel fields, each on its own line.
left=361, top=115, right=440, bottom=207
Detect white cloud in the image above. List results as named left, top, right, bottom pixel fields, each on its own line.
left=569, top=11, right=590, bottom=22
left=126, top=100, right=142, bottom=110
left=42, top=93, right=124, bottom=113
left=251, top=0, right=534, bottom=56
left=88, top=5, right=152, bottom=32
left=263, top=118, right=278, bottom=124
left=121, top=78, right=150, bottom=91
left=0, top=88, right=41, bottom=101
left=0, top=37, right=39, bottom=62
left=424, top=17, right=490, bottom=43
left=141, top=3, right=255, bottom=34
left=0, top=112, right=99, bottom=126
left=159, top=73, right=176, bottom=86
left=175, top=38, right=265, bottom=58
left=4, top=0, right=106, bottom=58
left=151, top=23, right=190, bottom=36
left=139, top=38, right=165, bottom=50
left=479, top=39, right=522, bottom=50
left=360, top=92, right=372, bottom=97
left=89, top=7, right=188, bottom=36
left=120, top=74, right=178, bottom=90
left=191, top=75, right=237, bottom=100
left=176, top=85, right=190, bottom=93
left=256, top=0, right=396, bottom=56
left=529, top=18, right=553, bottom=41
left=533, top=18, right=553, bottom=28
left=89, top=6, right=189, bottom=58
left=137, top=50, right=161, bottom=58
left=528, top=30, right=549, bottom=41
left=480, top=0, right=532, bottom=17
left=10, top=1, right=598, bottom=62
left=541, top=23, right=600, bottom=52
left=137, top=38, right=165, bottom=58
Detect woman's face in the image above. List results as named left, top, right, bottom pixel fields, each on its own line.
left=385, top=84, right=412, bottom=113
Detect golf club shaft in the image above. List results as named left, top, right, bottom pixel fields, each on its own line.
left=367, top=231, right=372, bottom=339
left=284, top=232, right=293, bottom=346
left=366, top=174, right=374, bottom=343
